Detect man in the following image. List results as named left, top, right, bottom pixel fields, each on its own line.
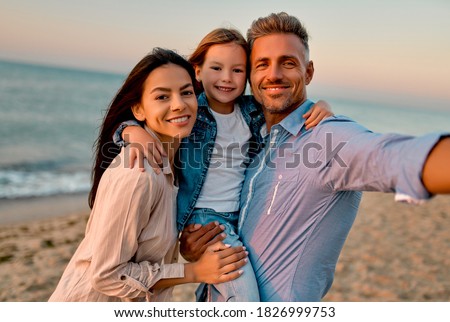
left=180, top=12, right=450, bottom=301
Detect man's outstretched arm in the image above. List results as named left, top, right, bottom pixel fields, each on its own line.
left=422, top=137, right=450, bottom=194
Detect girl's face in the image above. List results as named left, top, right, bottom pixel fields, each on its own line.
left=195, top=42, right=247, bottom=112
left=132, top=63, right=197, bottom=143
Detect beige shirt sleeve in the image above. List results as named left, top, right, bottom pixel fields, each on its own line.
left=88, top=166, right=184, bottom=300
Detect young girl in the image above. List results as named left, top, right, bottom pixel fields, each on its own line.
left=115, top=29, right=333, bottom=301
left=49, top=48, right=247, bottom=302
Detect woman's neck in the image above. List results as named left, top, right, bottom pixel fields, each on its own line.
left=155, top=136, right=181, bottom=170
left=162, top=141, right=180, bottom=166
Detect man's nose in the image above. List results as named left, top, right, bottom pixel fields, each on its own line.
left=267, top=64, right=283, bottom=81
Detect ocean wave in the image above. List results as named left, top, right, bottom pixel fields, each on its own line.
left=0, top=168, right=90, bottom=199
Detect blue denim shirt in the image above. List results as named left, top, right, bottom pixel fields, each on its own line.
left=176, top=92, right=265, bottom=231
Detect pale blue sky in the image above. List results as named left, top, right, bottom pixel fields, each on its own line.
left=1, top=0, right=450, bottom=110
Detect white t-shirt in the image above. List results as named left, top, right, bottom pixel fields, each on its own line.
left=195, top=104, right=252, bottom=212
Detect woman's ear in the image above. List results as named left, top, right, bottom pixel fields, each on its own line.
left=131, top=104, right=145, bottom=122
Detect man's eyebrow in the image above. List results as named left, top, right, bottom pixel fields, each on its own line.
left=253, top=55, right=300, bottom=62
left=280, top=55, right=299, bottom=61
left=253, top=57, right=269, bottom=62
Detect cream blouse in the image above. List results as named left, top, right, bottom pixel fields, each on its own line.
left=49, top=145, right=183, bottom=302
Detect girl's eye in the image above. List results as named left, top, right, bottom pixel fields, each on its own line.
left=156, top=95, right=168, bottom=100
left=233, top=69, right=244, bottom=73
left=181, top=90, right=194, bottom=96
left=211, top=66, right=221, bottom=71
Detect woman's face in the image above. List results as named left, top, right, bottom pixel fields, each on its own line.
left=132, top=63, right=197, bottom=142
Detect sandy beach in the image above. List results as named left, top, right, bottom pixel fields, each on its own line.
left=0, top=192, right=449, bottom=302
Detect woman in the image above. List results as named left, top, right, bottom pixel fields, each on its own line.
left=49, top=48, right=247, bottom=302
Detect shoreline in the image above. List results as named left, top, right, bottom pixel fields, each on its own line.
left=0, top=193, right=90, bottom=225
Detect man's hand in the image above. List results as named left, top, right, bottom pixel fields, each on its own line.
left=179, top=221, right=226, bottom=262
left=422, top=137, right=450, bottom=194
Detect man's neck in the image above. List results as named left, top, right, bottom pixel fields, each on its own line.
left=262, top=99, right=309, bottom=133
left=263, top=106, right=299, bottom=132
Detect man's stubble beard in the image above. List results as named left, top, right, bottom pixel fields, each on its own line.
left=260, top=94, right=298, bottom=115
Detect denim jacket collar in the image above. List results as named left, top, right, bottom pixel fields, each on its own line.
left=197, top=92, right=261, bottom=118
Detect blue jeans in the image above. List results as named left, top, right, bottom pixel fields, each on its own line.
left=187, top=208, right=260, bottom=302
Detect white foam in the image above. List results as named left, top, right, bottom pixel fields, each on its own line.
left=0, top=170, right=90, bottom=199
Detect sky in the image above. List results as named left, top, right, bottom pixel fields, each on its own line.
left=1, top=0, right=450, bottom=111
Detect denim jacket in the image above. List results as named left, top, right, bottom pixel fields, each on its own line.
left=176, top=92, right=265, bottom=231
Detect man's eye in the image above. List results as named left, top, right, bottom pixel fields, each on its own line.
left=283, top=61, right=296, bottom=67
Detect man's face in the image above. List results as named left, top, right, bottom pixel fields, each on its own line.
left=249, top=33, right=314, bottom=117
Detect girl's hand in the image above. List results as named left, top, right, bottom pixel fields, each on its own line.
left=187, top=242, right=248, bottom=284
left=123, top=126, right=166, bottom=174
left=303, top=100, right=333, bottom=130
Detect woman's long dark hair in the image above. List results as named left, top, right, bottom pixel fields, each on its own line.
left=88, top=48, right=196, bottom=209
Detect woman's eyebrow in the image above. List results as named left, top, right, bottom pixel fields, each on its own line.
left=151, top=83, right=193, bottom=93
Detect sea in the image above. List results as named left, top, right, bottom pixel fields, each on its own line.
left=1, top=59, right=449, bottom=200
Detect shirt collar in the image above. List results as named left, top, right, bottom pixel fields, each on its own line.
left=260, top=99, right=314, bottom=137
left=197, top=92, right=208, bottom=107
left=198, top=92, right=261, bottom=115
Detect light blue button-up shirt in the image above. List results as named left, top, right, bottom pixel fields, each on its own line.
left=239, top=99, right=444, bottom=301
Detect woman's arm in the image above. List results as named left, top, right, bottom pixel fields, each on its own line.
left=89, top=160, right=247, bottom=299
left=152, top=242, right=247, bottom=290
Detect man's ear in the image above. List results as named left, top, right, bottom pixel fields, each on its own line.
left=131, top=104, right=145, bottom=122
left=305, top=60, right=314, bottom=85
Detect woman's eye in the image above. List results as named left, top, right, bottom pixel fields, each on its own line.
left=156, top=95, right=168, bottom=100
left=182, top=90, right=194, bottom=96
